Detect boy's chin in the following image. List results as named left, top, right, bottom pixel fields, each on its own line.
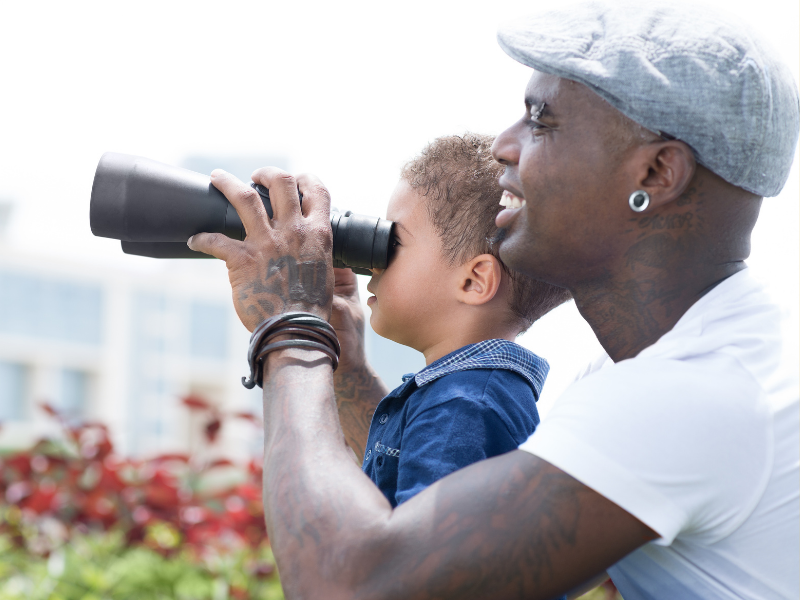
left=368, top=312, right=386, bottom=338
left=369, top=313, right=404, bottom=346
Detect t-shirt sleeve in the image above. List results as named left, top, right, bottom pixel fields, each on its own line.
left=394, top=375, right=527, bottom=506
left=520, top=357, right=773, bottom=545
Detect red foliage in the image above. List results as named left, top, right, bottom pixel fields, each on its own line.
left=40, top=403, right=60, bottom=418
left=0, top=397, right=268, bottom=562
left=182, top=396, right=212, bottom=411
left=204, top=417, right=222, bottom=443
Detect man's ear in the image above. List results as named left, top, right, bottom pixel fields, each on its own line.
left=456, top=254, right=503, bottom=306
left=633, top=140, right=696, bottom=209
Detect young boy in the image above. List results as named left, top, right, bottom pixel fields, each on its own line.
left=335, top=133, right=571, bottom=508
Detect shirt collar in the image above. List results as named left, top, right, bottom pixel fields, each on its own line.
left=407, top=339, right=549, bottom=399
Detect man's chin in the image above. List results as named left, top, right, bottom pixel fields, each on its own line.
left=497, top=228, right=532, bottom=274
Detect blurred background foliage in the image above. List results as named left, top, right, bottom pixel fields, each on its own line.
left=0, top=399, right=282, bottom=600
left=0, top=398, right=621, bottom=600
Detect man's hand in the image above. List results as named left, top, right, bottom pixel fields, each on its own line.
left=188, top=168, right=333, bottom=331
left=330, top=267, right=389, bottom=458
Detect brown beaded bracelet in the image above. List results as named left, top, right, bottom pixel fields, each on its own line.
left=242, top=312, right=341, bottom=389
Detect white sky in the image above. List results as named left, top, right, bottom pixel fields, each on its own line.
left=1, top=0, right=797, bottom=413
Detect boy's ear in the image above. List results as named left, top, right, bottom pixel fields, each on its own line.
left=457, top=254, right=503, bottom=306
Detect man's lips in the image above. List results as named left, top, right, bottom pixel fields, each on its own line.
left=496, top=190, right=526, bottom=228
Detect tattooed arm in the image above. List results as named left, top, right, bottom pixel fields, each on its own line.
left=190, top=168, right=657, bottom=600
left=331, top=267, right=389, bottom=459
left=261, top=350, right=656, bottom=600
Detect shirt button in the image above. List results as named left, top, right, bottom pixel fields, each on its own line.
left=379, top=414, right=388, bottom=424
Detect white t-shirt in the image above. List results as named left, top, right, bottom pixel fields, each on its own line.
left=521, top=269, right=799, bottom=600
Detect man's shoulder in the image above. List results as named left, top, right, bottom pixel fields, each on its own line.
left=568, top=354, right=766, bottom=418
left=573, top=269, right=790, bottom=411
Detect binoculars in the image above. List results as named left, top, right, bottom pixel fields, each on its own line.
left=89, top=153, right=395, bottom=275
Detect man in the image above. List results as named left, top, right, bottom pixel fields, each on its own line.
left=188, top=3, right=799, bottom=599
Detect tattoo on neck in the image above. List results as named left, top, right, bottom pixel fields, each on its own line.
left=637, top=212, right=694, bottom=231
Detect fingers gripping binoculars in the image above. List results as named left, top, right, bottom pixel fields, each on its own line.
left=89, top=153, right=395, bottom=275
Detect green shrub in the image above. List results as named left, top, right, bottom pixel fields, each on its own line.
left=0, top=528, right=283, bottom=600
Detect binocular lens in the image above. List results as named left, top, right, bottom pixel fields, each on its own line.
left=90, top=153, right=394, bottom=274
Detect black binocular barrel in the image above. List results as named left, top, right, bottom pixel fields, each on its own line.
left=90, top=153, right=246, bottom=243
left=331, top=211, right=394, bottom=271
left=90, top=152, right=394, bottom=272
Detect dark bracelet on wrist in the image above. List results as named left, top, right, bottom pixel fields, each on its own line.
left=242, top=312, right=341, bottom=389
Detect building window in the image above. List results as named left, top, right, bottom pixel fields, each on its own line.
left=57, top=369, right=89, bottom=421
left=0, top=361, right=27, bottom=421
left=0, top=270, right=103, bottom=344
left=189, top=302, right=228, bottom=359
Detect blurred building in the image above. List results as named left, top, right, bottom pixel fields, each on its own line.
left=0, top=246, right=259, bottom=458
left=0, top=157, right=424, bottom=458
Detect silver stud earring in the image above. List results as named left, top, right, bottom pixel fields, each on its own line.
left=628, top=190, right=650, bottom=212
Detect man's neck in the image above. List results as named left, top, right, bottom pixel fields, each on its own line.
left=568, top=171, right=760, bottom=363
left=571, top=262, right=746, bottom=362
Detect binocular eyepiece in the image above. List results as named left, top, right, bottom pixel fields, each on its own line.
left=89, top=152, right=395, bottom=275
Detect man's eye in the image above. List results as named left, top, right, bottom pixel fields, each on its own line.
left=527, top=120, right=550, bottom=137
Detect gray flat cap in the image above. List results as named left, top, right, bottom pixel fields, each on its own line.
left=497, top=2, right=799, bottom=197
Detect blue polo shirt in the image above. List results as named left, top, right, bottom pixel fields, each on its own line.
left=362, top=339, right=548, bottom=508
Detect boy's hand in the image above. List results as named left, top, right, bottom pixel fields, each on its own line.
left=331, top=267, right=388, bottom=458
left=188, top=168, right=334, bottom=332
left=331, top=267, right=368, bottom=373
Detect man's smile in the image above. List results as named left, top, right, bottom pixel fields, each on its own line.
left=499, top=189, right=526, bottom=209
left=496, top=190, right=526, bottom=228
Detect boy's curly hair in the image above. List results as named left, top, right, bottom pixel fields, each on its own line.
left=400, top=133, right=571, bottom=332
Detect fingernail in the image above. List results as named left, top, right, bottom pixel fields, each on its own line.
left=187, top=236, right=194, bottom=248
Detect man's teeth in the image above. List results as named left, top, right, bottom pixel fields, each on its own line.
left=499, top=190, right=526, bottom=209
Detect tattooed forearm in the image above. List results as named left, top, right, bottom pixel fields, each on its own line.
left=334, top=365, right=389, bottom=459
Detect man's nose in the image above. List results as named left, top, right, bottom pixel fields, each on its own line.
left=492, top=122, right=522, bottom=166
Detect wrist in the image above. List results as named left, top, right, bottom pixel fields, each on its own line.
left=242, top=312, right=340, bottom=389
left=264, top=346, right=337, bottom=371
